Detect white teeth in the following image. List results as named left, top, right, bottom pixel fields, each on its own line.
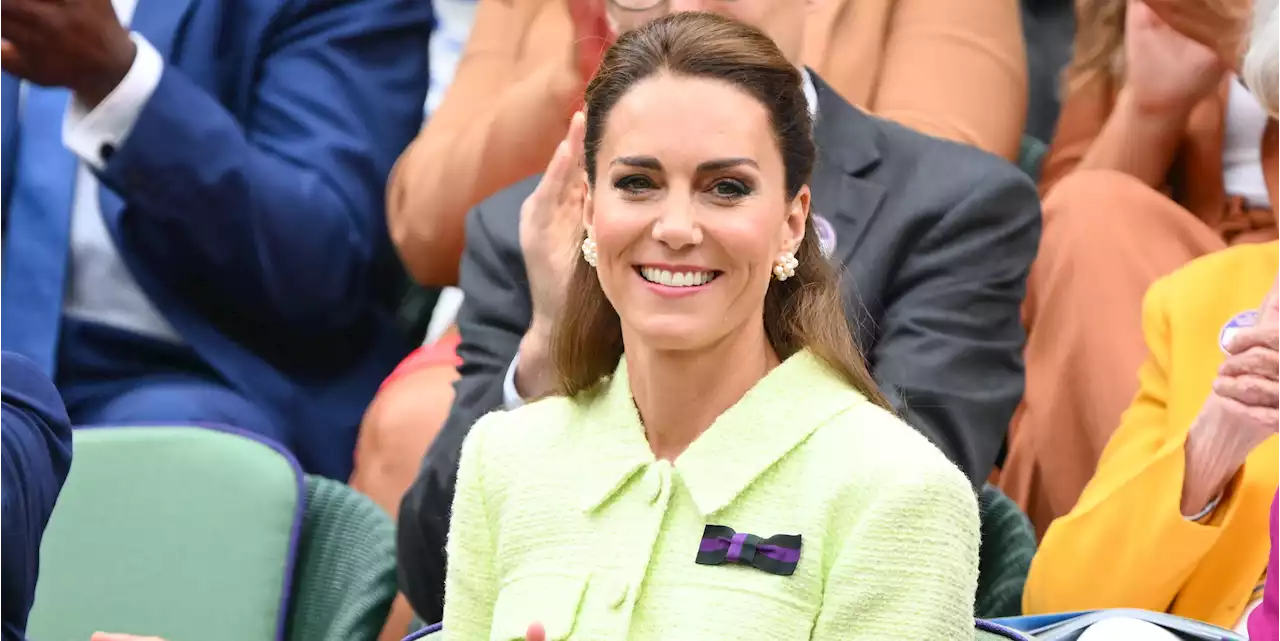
left=639, top=267, right=717, bottom=288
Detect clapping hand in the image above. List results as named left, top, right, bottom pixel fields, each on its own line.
left=1142, top=0, right=1251, bottom=69
left=1212, top=283, right=1280, bottom=453
left=0, top=0, right=138, bottom=107
left=1124, top=0, right=1226, bottom=116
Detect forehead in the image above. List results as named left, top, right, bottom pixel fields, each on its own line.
left=599, top=74, right=778, bottom=165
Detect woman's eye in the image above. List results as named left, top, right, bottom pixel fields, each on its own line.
left=710, top=178, right=751, bottom=199
left=615, top=175, right=656, bottom=193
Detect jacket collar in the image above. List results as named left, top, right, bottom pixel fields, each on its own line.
left=575, top=350, right=869, bottom=517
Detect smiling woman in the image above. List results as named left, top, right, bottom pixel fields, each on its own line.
left=440, top=12, right=981, bottom=641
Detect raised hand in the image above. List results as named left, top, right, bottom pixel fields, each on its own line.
left=0, top=0, right=138, bottom=107
left=1142, top=0, right=1251, bottom=69
left=1124, top=0, right=1226, bottom=116
left=513, top=111, right=589, bottom=399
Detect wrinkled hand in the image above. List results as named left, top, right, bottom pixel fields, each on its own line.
left=1124, top=0, right=1226, bottom=115
left=568, top=0, right=616, bottom=86
left=1142, top=0, right=1251, bottom=69
left=520, top=111, right=588, bottom=332
left=1, top=0, right=137, bottom=107
left=1209, top=283, right=1280, bottom=453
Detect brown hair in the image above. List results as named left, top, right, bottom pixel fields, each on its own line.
left=549, top=11, right=890, bottom=410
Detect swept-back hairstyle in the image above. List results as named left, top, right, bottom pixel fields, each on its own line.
left=549, top=11, right=889, bottom=410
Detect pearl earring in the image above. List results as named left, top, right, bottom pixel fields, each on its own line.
left=582, top=236, right=598, bottom=267
left=772, top=252, right=799, bottom=281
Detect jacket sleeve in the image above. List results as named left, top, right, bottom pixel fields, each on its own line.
left=96, top=0, right=431, bottom=331
left=870, top=167, right=1041, bottom=488
left=397, top=188, right=532, bottom=622
left=1023, top=278, right=1246, bottom=615
left=870, top=0, right=1027, bottom=160
left=1, top=352, right=74, bottom=636
left=811, top=460, right=980, bottom=639
left=440, top=415, right=500, bottom=638
left=387, top=0, right=578, bottom=286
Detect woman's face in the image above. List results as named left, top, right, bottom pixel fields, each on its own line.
left=585, top=73, right=809, bottom=352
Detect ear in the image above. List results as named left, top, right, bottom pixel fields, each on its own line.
left=782, top=185, right=810, bottom=253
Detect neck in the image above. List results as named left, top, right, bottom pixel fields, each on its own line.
left=624, top=321, right=779, bottom=461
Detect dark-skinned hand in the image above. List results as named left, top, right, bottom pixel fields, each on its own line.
left=1, top=0, right=138, bottom=108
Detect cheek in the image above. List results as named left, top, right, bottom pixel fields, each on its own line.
left=591, top=201, right=649, bottom=261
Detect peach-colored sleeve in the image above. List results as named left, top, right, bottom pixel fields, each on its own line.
left=386, top=0, right=576, bottom=287
left=871, top=0, right=1028, bottom=160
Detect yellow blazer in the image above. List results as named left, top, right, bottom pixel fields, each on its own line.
left=443, top=350, right=980, bottom=639
left=1024, top=242, right=1280, bottom=627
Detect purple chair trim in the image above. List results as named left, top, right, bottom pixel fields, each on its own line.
left=976, top=618, right=1034, bottom=640
left=75, top=421, right=307, bottom=641
left=402, top=622, right=443, bottom=641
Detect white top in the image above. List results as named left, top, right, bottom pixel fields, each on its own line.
left=52, top=0, right=180, bottom=341
left=1222, top=76, right=1272, bottom=211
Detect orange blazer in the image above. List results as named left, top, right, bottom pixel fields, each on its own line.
left=1024, top=242, right=1279, bottom=628
left=386, top=0, right=1028, bottom=286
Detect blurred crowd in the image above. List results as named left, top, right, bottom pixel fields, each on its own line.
left=2, top=0, right=1278, bottom=639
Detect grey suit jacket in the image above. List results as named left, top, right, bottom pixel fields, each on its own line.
left=398, top=73, right=1042, bottom=622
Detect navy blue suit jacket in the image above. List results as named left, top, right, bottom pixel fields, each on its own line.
left=1, top=0, right=432, bottom=477
left=1, top=353, right=73, bottom=641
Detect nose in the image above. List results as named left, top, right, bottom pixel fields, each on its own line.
left=651, top=195, right=702, bottom=250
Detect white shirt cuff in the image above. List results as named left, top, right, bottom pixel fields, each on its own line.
left=502, top=353, right=527, bottom=411
left=63, top=33, right=164, bottom=170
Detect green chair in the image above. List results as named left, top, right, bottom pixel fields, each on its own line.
left=975, top=484, right=1038, bottom=619
left=28, top=425, right=396, bottom=641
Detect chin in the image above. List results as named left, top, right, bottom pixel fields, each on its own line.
left=626, top=316, right=718, bottom=352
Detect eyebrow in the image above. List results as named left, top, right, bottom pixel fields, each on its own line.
left=610, top=156, right=759, bottom=172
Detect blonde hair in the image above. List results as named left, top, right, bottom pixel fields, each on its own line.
left=1244, top=0, right=1280, bottom=114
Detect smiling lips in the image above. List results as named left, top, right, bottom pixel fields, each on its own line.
left=636, top=266, right=721, bottom=289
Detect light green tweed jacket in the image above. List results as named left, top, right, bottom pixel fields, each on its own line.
left=443, top=350, right=980, bottom=640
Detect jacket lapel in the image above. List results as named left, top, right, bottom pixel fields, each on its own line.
left=809, top=73, right=885, bottom=270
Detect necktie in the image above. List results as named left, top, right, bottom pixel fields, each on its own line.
left=2, top=85, right=78, bottom=376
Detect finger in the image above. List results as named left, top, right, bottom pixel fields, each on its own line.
left=1260, top=280, right=1280, bottom=324
left=1213, top=374, right=1280, bottom=408
left=525, top=622, right=547, bottom=641
left=1215, top=394, right=1280, bottom=437
left=0, top=41, right=27, bottom=78
left=1220, top=346, right=1280, bottom=379
left=566, top=110, right=586, bottom=165
left=1226, top=325, right=1280, bottom=355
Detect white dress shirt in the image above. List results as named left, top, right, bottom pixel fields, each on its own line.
left=56, top=0, right=179, bottom=342
left=500, top=69, right=821, bottom=409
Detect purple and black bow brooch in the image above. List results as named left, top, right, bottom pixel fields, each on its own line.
left=695, top=524, right=802, bottom=576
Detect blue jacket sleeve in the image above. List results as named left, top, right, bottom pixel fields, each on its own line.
left=99, top=0, right=432, bottom=331
left=1, top=352, right=73, bottom=641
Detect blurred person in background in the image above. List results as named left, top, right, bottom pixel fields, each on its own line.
left=1021, top=0, right=1279, bottom=636
left=0, top=0, right=431, bottom=480
left=2, top=353, right=73, bottom=641
left=384, top=0, right=1028, bottom=289
left=1000, top=0, right=1277, bottom=535
left=396, top=0, right=1042, bottom=623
